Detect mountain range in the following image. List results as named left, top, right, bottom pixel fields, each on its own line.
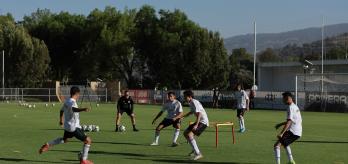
left=224, top=23, right=348, bottom=53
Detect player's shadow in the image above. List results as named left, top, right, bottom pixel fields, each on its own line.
left=0, top=157, right=68, bottom=163
left=51, top=149, right=147, bottom=157
left=297, top=140, right=348, bottom=144
left=152, top=159, right=257, bottom=164
left=69, top=140, right=146, bottom=146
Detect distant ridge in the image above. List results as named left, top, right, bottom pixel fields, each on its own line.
left=224, top=23, right=348, bottom=53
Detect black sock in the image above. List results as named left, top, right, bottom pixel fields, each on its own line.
left=116, top=124, right=119, bottom=130
left=133, top=125, right=136, bottom=129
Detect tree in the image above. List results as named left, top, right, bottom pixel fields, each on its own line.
left=0, top=14, right=50, bottom=87
left=229, top=48, right=253, bottom=89
left=258, top=48, right=281, bottom=62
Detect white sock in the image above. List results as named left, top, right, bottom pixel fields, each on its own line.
left=172, top=129, right=180, bottom=143
left=82, top=144, right=90, bottom=160
left=189, top=138, right=200, bottom=155
left=154, top=131, right=160, bottom=143
left=274, top=146, right=280, bottom=164
left=241, top=117, right=245, bottom=129
left=239, top=116, right=244, bottom=129
left=48, top=137, right=64, bottom=146
left=285, top=146, right=294, bottom=161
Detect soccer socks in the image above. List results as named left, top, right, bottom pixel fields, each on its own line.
left=274, top=146, right=281, bottom=164
left=172, top=129, right=180, bottom=143
left=188, top=138, right=201, bottom=155
left=82, top=144, right=91, bottom=160
left=285, top=146, right=294, bottom=162
left=239, top=116, right=245, bottom=129
left=154, top=131, right=160, bottom=143
left=48, top=137, right=64, bottom=146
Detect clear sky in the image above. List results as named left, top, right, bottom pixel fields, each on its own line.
left=0, top=0, right=347, bottom=38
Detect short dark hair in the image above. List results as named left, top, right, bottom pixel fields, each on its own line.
left=124, top=90, right=129, bottom=93
left=183, top=90, right=194, bottom=98
left=70, top=86, right=80, bottom=96
left=167, top=91, right=175, bottom=97
left=282, top=91, right=293, bottom=99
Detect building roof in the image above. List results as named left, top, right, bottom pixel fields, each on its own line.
left=259, top=59, right=348, bottom=67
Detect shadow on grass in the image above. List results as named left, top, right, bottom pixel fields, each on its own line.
left=0, top=158, right=69, bottom=163
left=298, top=140, right=348, bottom=144
left=51, top=149, right=147, bottom=157
left=69, top=140, right=146, bottom=146
left=152, top=159, right=257, bottom=164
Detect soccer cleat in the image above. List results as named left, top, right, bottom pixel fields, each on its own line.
left=80, top=159, right=94, bottom=164
left=188, top=151, right=195, bottom=157
left=171, top=142, right=180, bottom=147
left=239, top=128, right=246, bottom=133
left=115, top=127, right=119, bottom=132
left=150, top=142, right=159, bottom=146
left=133, top=128, right=139, bottom=132
left=192, top=153, right=203, bottom=160
left=39, top=143, right=50, bottom=154
left=287, top=160, right=296, bottom=164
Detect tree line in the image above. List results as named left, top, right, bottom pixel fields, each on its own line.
left=1, top=6, right=233, bottom=89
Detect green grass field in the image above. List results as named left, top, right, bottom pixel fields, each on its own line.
left=0, top=102, right=347, bottom=164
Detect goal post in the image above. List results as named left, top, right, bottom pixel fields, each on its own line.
left=295, top=73, right=348, bottom=113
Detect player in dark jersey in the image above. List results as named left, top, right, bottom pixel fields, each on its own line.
left=115, top=90, right=139, bottom=132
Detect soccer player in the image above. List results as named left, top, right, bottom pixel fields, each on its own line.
left=181, top=90, right=209, bottom=161
left=274, top=92, right=302, bottom=164
left=150, top=92, right=183, bottom=146
left=38, top=87, right=93, bottom=164
left=234, top=83, right=249, bottom=133
left=115, top=90, right=139, bottom=132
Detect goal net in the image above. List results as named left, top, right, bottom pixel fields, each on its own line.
left=295, top=73, right=348, bottom=112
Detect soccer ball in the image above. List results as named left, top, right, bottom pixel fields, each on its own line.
left=119, top=125, right=126, bottom=132
left=87, top=125, right=93, bottom=132
left=94, top=126, right=100, bottom=132
left=82, top=125, right=87, bottom=131
left=45, top=104, right=48, bottom=107
left=33, top=104, right=36, bottom=108
left=28, top=105, right=32, bottom=108
left=96, top=104, right=100, bottom=107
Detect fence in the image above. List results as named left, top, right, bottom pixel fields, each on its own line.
left=0, top=88, right=108, bottom=103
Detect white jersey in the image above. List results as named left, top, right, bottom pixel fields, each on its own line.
left=235, top=90, right=249, bottom=109
left=287, top=103, right=302, bottom=136
left=161, top=100, right=183, bottom=119
left=189, top=99, right=209, bottom=126
left=60, top=98, right=81, bottom=132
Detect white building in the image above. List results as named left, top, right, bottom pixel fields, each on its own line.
left=257, top=59, right=348, bottom=92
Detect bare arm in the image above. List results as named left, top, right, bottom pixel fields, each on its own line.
left=152, top=111, right=163, bottom=124
left=173, top=112, right=183, bottom=121
left=59, top=110, right=64, bottom=126
left=72, top=107, right=89, bottom=112
left=194, top=112, right=202, bottom=128
left=181, top=111, right=193, bottom=118
left=277, top=120, right=292, bottom=138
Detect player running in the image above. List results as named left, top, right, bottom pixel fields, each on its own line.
left=274, top=92, right=302, bottom=164
left=150, top=92, right=183, bottom=146
left=115, top=90, right=139, bottom=132
left=234, top=83, right=249, bottom=133
left=181, top=90, right=209, bottom=161
left=38, top=86, right=93, bottom=164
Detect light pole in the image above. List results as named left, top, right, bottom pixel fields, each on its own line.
left=2, top=50, right=4, bottom=100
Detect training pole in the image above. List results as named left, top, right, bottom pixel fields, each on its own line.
left=253, top=21, right=257, bottom=87
left=2, top=50, right=4, bottom=100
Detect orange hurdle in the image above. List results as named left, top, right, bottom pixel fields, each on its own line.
left=189, top=121, right=236, bottom=148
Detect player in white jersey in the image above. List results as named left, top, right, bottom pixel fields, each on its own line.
left=274, top=92, right=302, bottom=164
left=181, top=90, right=209, bottom=161
left=151, top=92, right=183, bottom=146
left=234, top=83, right=249, bottom=133
left=39, top=87, right=93, bottom=164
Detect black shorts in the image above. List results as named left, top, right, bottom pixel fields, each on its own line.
left=237, top=108, right=246, bottom=118
left=279, top=131, right=300, bottom=147
left=159, top=118, right=181, bottom=128
left=186, top=122, right=208, bottom=136
left=63, top=128, right=87, bottom=142
left=118, top=108, right=133, bottom=116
